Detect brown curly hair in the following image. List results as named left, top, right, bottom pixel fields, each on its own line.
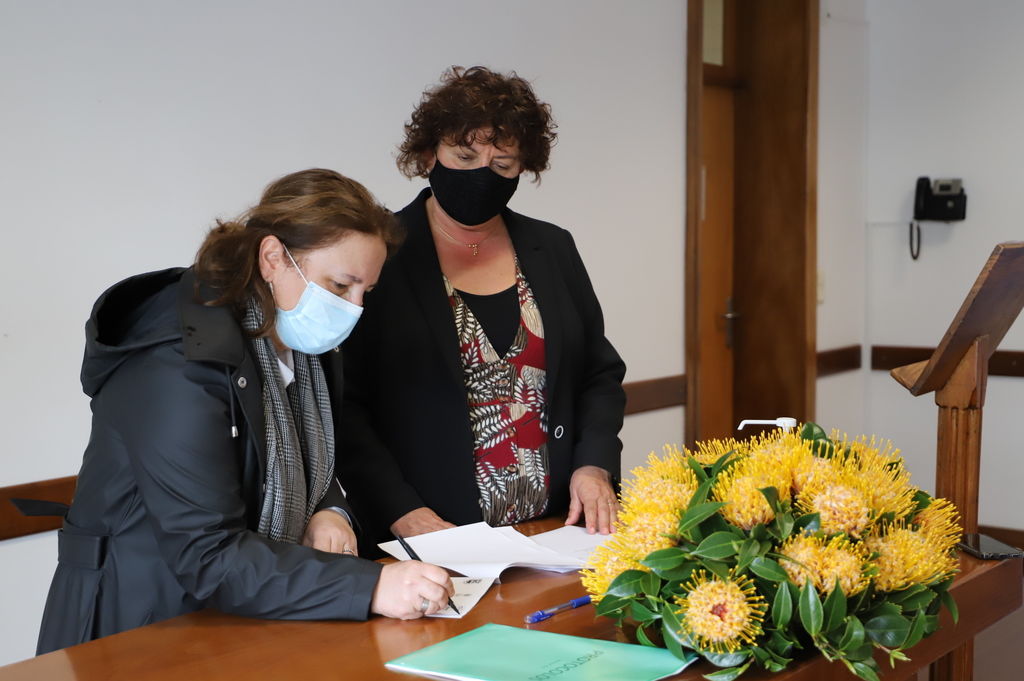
left=397, top=66, right=557, bottom=182
left=194, top=168, right=403, bottom=336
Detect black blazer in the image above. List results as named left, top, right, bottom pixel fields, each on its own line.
left=338, top=189, right=626, bottom=546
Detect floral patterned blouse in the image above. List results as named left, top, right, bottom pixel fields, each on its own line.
left=444, top=261, right=549, bottom=525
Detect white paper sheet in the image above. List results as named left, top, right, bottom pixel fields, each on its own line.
left=527, top=524, right=612, bottom=566
left=427, top=577, right=495, bottom=618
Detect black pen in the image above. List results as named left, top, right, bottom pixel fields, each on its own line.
left=393, top=533, right=461, bottom=615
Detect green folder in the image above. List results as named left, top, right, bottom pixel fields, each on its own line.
left=385, top=623, right=698, bottom=681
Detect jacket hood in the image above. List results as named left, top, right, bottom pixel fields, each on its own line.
left=81, top=268, right=187, bottom=397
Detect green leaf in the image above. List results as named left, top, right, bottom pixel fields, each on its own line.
left=759, top=486, right=781, bottom=512
left=865, top=613, right=912, bottom=648
left=838, top=616, right=866, bottom=652
left=849, top=660, right=881, bottom=681
left=687, top=456, right=709, bottom=482
left=662, top=624, right=700, bottom=665
left=606, top=569, right=647, bottom=597
left=710, top=450, right=738, bottom=478
left=630, top=600, right=659, bottom=623
left=798, top=579, right=824, bottom=636
left=657, top=560, right=699, bottom=582
left=679, top=502, right=727, bottom=534
left=703, top=650, right=749, bottom=668
left=640, top=571, right=663, bottom=596
left=641, top=547, right=689, bottom=572
left=703, top=559, right=731, bottom=581
left=702, top=661, right=751, bottom=681
left=661, top=603, right=688, bottom=647
left=594, top=594, right=629, bottom=617
left=867, top=602, right=902, bottom=620
left=772, top=580, right=793, bottom=629
left=736, top=539, right=760, bottom=573
left=693, top=532, right=740, bottom=560
left=887, top=584, right=927, bottom=603
left=902, top=610, right=928, bottom=650
left=767, top=630, right=797, bottom=657
left=897, top=588, right=936, bottom=612
left=822, top=582, right=847, bottom=633
left=750, top=556, right=789, bottom=582
left=793, top=512, right=821, bottom=533
left=912, top=489, right=932, bottom=512
left=799, top=422, right=828, bottom=441
left=939, top=589, right=959, bottom=624
left=773, top=512, right=795, bottom=540
left=635, top=623, right=656, bottom=647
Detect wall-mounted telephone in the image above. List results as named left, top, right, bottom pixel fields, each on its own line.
left=909, top=176, right=967, bottom=260
left=914, top=177, right=967, bottom=222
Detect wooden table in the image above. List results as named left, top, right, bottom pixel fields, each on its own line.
left=1, top=519, right=1019, bottom=681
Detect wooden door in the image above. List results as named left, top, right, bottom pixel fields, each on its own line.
left=685, top=0, right=819, bottom=445
left=695, top=85, right=736, bottom=439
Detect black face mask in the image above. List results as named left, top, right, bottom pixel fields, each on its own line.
left=428, top=160, right=520, bottom=226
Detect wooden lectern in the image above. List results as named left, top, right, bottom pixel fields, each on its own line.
left=890, top=242, right=1024, bottom=681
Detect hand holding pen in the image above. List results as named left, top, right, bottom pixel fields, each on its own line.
left=524, top=595, right=592, bottom=623
left=394, top=533, right=461, bottom=615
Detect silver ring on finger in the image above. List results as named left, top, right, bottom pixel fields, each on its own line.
left=420, top=598, right=430, bottom=613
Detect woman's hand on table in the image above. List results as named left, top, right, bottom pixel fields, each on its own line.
left=301, top=509, right=359, bottom=555
left=565, top=465, right=618, bottom=535
left=371, top=561, right=455, bottom=619
left=390, top=507, right=456, bottom=538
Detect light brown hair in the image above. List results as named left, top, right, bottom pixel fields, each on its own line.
left=194, top=168, right=402, bottom=335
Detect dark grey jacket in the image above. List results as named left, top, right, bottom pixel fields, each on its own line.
left=37, top=267, right=381, bottom=655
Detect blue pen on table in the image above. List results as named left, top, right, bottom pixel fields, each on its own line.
left=393, top=533, right=461, bottom=615
left=524, top=595, right=592, bottom=624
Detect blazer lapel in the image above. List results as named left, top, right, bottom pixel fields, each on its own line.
left=507, top=210, right=563, bottom=395
left=396, top=190, right=465, bottom=387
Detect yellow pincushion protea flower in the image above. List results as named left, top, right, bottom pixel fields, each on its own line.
left=843, top=437, right=918, bottom=521
left=581, top=447, right=699, bottom=600
left=712, top=453, right=791, bottom=530
left=675, top=570, right=767, bottom=654
left=864, top=524, right=960, bottom=592
left=687, top=437, right=744, bottom=466
left=912, top=497, right=961, bottom=546
left=778, top=534, right=870, bottom=596
left=794, top=437, right=916, bottom=537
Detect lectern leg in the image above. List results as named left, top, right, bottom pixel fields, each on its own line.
left=930, top=639, right=973, bottom=681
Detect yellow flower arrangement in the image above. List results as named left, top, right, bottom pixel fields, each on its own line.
left=583, top=423, right=961, bottom=681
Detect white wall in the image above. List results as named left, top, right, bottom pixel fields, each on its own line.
left=864, top=0, right=1024, bottom=525
left=816, top=0, right=869, bottom=436
left=0, top=0, right=686, bottom=665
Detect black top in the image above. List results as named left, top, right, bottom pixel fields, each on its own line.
left=455, top=284, right=519, bottom=358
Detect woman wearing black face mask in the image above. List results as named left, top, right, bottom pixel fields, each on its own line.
left=338, top=66, right=627, bottom=548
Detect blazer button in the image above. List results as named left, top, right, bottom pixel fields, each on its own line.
left=554, top=425, right=565, bottom=439
left=237, top=376, right=248, bottom=389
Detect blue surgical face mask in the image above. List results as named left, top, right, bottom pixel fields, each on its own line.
left=274, top=247, right=363, bottom=354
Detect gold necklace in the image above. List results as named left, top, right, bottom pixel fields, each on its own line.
left=433, top=222, right=496, bottom=256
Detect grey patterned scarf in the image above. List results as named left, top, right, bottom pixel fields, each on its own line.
left=242, top=299, right=335, bottom=543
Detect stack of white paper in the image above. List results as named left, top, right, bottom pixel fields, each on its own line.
left=379, top=522, right=609, bottom=582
